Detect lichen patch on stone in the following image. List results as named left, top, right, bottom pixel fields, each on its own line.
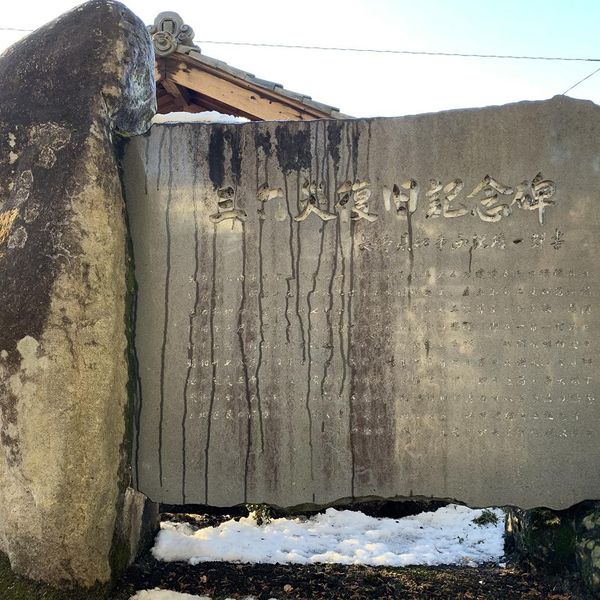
left=7, top=226, right=27, bottom=249
left=12, top=170, right=33, bottom=206
left=15, top=336, right=47, bottom=374
left=0, top=207, right=18, bottom=246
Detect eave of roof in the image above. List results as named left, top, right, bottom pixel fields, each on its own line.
left=150, top=12, right=350, bottom=120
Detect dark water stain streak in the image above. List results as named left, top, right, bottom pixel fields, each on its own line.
left=253, top=136, right=267, bottom=454
left=406, top=209, right=414, bottom=309
left=156, top=127, right=167, bottom=191
left=181, top=132, right=201, bottom=504
left=348, top=218, right=357, bottom=498
left=351, top=123, right=360, bottom=181
left=295, top=171, right=306, bottom=364
left=320, top=120, right=327, bottom=188
left=254, top=219, right=266, bottom=454
left=158, top=127, right=173, bottom=487
left=204, top=224, right=218, bottom=504
left=306, top=223, right=326, bottom=499
left=337, top=124, right=353, bottom=396
left=237, top=221, right=253, bottom=502
left=468, top=244, right=474, bottom=273
left=347, top=121, right=361, bottom=498
left=304, top=123, right=326, bottom=500
left=321, top=121, right=336, bottom=409
left=132, top=264, right=144, bottom=491
left=283, top=176, right=294, bottom=343
left=366, top=121, right=372, bottom=174
left=322, top=278, right=338, bottom=403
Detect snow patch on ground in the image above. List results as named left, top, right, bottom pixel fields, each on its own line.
left=129, top=591, right=211, bottom=599
left=152, top=505, right=505, bottom=568
left=129, top=591, right=272, bottom=600
left=152, top=111, right=249, bottom=124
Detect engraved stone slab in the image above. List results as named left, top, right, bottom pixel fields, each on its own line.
left=124, top=96, right=600, bottom=509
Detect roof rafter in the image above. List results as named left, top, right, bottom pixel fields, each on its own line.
left=158, top=54, right=335, bottom=120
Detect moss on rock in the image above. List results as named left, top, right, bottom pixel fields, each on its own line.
left=507, top=507, right=576, bottom=572
left=574, top=502, right=600, bottom=597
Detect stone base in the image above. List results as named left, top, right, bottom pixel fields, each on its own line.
left=506, top=502, right=600, bottom=598
left=574, top=503, right=600, bottom=596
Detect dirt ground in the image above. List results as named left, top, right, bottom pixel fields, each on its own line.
left=112, top=556, right=586, bottom=600
left=110, top=510, right=588, bottom=600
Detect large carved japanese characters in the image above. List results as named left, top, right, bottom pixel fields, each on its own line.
left=125, top=96, right=600, bottom=511
left=0, top=0, right=155, bottom=589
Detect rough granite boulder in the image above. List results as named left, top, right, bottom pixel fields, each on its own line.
left=507, top=503, right=600, bottom=597
left=574, top=503, right=600, bottom=597
left=506, top=507, right=576, bottom=572
left=0, top=0, right=156, bottom=589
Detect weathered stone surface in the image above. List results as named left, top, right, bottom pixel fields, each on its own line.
left=124, top=96, right=600, bottom=510
left=0, top=0, right=155, bottom=588
left=575, top=503, right=600, bottom=597
left=506, top=507, right=576, bottom=571
left=507, top=502, right=600, bottom=597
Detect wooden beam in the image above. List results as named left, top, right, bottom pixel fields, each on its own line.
left=157, top=86, right=222, bottom=116
left=186, top=90, right=261, bottom=121
left=157, top=85, right=178, bottom=113
left=158, top=55, right=332, bottom=121
left=154, top=61, right=163, bottom=84
left=162, top=79, right=194, bottom=110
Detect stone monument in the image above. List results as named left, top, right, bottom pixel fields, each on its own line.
left=124, top=96, right=600, bottom=511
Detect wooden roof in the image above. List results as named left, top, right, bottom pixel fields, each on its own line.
left=149, top=12, right=347, bottom=121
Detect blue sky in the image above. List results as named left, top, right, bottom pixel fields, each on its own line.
left=2, top=0, right=600, bottom=117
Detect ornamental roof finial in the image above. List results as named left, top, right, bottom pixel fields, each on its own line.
left=148, top=12, right=199, bottom=57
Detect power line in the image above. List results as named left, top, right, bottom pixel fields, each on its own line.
left=196, top=39, right=600, bottom=62
left=562, top=65, right=600, bottom=94
left=1, top=27, right=599, bottom=65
